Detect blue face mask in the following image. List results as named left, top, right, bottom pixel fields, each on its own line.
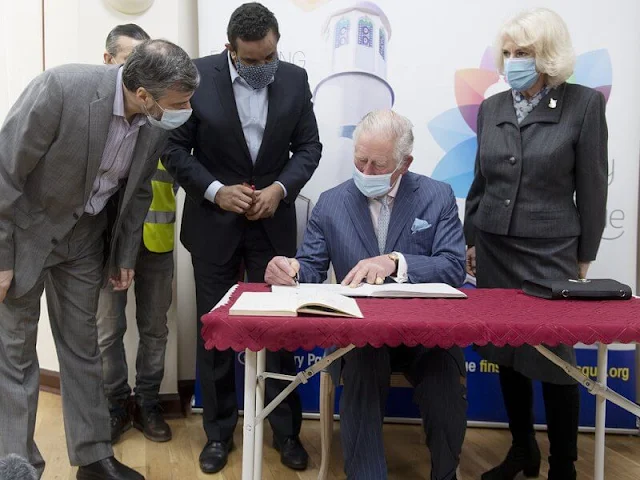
left=504, top=58, right=539, bottom=92
left=353, top=164, right=401, bottom=198
left=146, top=97, right=192, bottom=130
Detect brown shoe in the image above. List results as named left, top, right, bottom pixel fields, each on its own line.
left=132, top=403, right=172, bottom=442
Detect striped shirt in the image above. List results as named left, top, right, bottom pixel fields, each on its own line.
left=85, top=67, right=147, bottom=214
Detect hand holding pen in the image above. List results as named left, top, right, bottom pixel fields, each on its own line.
left=264, top=256, right=300, bottom=286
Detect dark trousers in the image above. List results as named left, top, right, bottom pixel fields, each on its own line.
left=499, top=366, right=579, bottom=469
left=340, top=345, right=467, bottom=480
left=192, top=222, right=302, bottom=442
left=96, top=244, right=174, bottom=409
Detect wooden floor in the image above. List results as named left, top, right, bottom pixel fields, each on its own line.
left=36, top=392, right=640, bottom=479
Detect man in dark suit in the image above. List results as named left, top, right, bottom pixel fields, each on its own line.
left=162, top=2, right=321, bottom=474
left=265, top=110, right=467, bottom=480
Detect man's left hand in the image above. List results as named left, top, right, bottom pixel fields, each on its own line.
left=245, top=184, right=284, bottom=221
left=342, top=255, right=396, bottom=288
left=110, top=268, right=134, bottom=291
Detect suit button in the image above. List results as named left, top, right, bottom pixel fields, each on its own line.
left=51, top=238, right=58, bottom=245
left=509, top=156, right=516, bottom=165
left=504, top=199, right=511, bottom=206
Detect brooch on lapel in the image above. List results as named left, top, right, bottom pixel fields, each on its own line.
left=548, top=98, right=557, bottom=109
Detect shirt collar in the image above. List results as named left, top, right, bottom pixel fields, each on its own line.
left=511, top=84, right=551, bottom=104
left=370, top=175, right=402, bottom=203
left=114, top=66, right=146, bottom=127
left=387, top=174, right=402, bottom=200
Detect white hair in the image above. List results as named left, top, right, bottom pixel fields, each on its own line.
left=495, top=8, right=575, bottom=87
left=353, top=110, right=414, bottom=165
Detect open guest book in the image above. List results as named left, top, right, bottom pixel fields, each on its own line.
left=229, top=291, right=364, bottom=318
left=271, top=282, right=467, bottom=299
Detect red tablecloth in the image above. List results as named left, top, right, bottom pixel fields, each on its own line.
left=201, top=283, right=640, bottom=352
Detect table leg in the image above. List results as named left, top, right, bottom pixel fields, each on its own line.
left=594, top=343, right=608, bottom=480
left=253, top=349, right=266, bottom=480
left=242, top=349, right=257, bottom=480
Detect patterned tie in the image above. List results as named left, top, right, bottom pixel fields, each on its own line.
left=377, top=196, right=390, bottom=254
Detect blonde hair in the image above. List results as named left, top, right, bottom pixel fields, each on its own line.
left=495, top=8, right=575, bottom=87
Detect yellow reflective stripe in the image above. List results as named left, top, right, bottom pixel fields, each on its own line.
left=144, top=160, right=176, bottom=252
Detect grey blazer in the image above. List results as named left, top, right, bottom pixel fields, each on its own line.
left=465, top=83, right=608, bottom=262
left=0, top=64, right=167, bottom=297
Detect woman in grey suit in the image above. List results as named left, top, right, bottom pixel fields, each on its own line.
left=465, top=8, right=608, bottom=480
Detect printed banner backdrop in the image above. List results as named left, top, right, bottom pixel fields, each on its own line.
left=196, top=0, right=640, bottom=430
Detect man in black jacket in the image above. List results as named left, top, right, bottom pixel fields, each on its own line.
left=162, top=2, right=321, bottom=474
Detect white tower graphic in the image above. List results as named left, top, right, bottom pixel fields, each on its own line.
left=302, top=1, right=394, bottom=204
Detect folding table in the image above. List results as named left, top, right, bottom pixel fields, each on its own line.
left=202, top=283, right=640, bottom=480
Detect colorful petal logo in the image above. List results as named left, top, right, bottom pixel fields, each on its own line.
left=429, top=48, right=612, bottom=197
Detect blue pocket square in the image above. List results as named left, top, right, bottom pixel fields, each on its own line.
left=411, top=218, right=432, bottom=234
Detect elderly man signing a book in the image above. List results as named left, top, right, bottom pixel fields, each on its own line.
left=265, top=110, right=467, bottom=480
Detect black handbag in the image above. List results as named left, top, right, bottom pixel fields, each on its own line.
left=522, top=278, right=633, bottom=300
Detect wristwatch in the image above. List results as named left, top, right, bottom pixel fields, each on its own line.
left=388, top=252, right=400, bottom=276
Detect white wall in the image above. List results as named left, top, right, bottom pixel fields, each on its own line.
left=0, top=0, right=200, bottom=394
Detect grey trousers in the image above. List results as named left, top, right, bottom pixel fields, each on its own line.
left=340, top=345, right=467, bottom=480
left=0, top=213, right=112, bottom=477
left=96, top=244, right=173, bottom=409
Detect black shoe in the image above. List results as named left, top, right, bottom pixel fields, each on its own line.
left=199, top=438, right=233, bottom=474
left=273, top=435, right=309, bottom=471
left=133, top=403, right=172, bottom=442
left=76, top=456, right=144, bottom=479
left=481, top=437, right=541, bottom=480
left=110, top=405, right=132, bottom=444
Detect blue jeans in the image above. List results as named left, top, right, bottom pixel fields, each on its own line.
left=96, top=244, right=173, bottom=409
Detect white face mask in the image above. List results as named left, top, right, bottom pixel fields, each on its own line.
left=352, top=163, right=402, bottom=198
left=145, top=97, right=192, bottom=130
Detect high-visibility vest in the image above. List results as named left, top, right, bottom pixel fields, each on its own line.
left=143, top=160, right=176, bottom=253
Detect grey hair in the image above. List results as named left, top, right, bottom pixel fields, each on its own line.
left=122, top=39, right=200, bottom=99
left=353, top=110, right=414, bottom=165
left=0, top=454, right=38, bottom=480
left=105, top=23, right=150, bottom=56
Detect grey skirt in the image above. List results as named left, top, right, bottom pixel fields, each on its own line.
left=475, top=230, right=580, bottom=385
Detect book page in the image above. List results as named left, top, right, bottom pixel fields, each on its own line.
left=229, top=292, right=298, bottom=316
left=272, top=283, right=374, bottom=297
left=272, top=283, right=465, bottom=298
left=295, top=291, right=363, bottom=318
left=372, top=283, right=466, bottom=298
